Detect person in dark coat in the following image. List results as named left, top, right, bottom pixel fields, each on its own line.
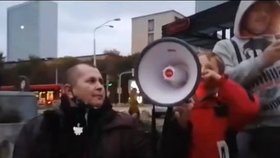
left=13, top=63, right=153, bottom=158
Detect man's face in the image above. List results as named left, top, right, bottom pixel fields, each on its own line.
left=244, top=2, right=273, bottom=35
left=71, top=65, right=105, bottom=108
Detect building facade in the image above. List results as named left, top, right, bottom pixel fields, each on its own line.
left=7, top=1, right=58, bottom=61
left=131, top=10, right=185, bottom=54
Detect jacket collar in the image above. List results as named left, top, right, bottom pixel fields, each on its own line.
left=59, top=94, right=134, bottom=131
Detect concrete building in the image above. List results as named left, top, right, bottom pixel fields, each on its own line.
left=7, top=1, right=58, bottom=61
left=131, top=10, right=185, bottom=54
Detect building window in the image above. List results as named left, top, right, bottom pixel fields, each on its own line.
left=148, top=33, right=154, bottom=44
left=148, top=19, right=154, bottom=32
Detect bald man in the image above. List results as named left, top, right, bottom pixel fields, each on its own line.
left=13, top=63, right=153, bottom=158
left=64, top=64, right=106, bottom=108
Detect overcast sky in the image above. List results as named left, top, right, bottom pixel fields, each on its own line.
left=0, top=1, right=195, bottom=58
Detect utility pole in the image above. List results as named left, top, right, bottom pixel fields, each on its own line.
left=55, top=67, right=58, bottom=84
left=117, top=68, right=134, bottom=105
left=106, top=74, right=109, bottom=97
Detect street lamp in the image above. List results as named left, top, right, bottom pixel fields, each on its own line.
left=93, top=18, right=121, bottom=67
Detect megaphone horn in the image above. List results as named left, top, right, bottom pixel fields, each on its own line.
left=135, top=37, right=201, bottom=107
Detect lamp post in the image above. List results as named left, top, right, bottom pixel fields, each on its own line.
left=93, top=18, right=121, bottom=67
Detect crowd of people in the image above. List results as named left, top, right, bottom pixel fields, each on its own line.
left=12, top=1, right=280, bottom=158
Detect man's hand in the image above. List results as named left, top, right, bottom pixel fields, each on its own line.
left=174, top=101, right=194, bottom=128
left=263, top=40, right=280, bottom=67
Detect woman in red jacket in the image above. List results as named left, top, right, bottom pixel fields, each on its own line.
left=159, top=52, right=260, bottom=158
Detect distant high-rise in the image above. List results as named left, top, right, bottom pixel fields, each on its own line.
left=7, top=1, right=58, bottom=61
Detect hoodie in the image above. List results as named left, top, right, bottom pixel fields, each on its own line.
left=213, top=1, right=280, bottom=128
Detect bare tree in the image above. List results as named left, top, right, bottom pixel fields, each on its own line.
left=104, top=49, right=121, bottom=55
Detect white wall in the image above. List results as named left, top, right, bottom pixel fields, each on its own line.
left=131, top=11, right=185, bottom=54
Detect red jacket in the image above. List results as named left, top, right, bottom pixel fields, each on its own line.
left=189, top=76, right=260, bottom=158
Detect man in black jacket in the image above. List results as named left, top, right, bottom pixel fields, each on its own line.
left=13, top=63, right=153, bottom=158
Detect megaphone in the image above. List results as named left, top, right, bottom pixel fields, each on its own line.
left=135, top=37, right=201, bottom=107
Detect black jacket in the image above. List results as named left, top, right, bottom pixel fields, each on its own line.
left=13, top=97, right=153, bottom=158
left=158, top=107, right=191, bottom=158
